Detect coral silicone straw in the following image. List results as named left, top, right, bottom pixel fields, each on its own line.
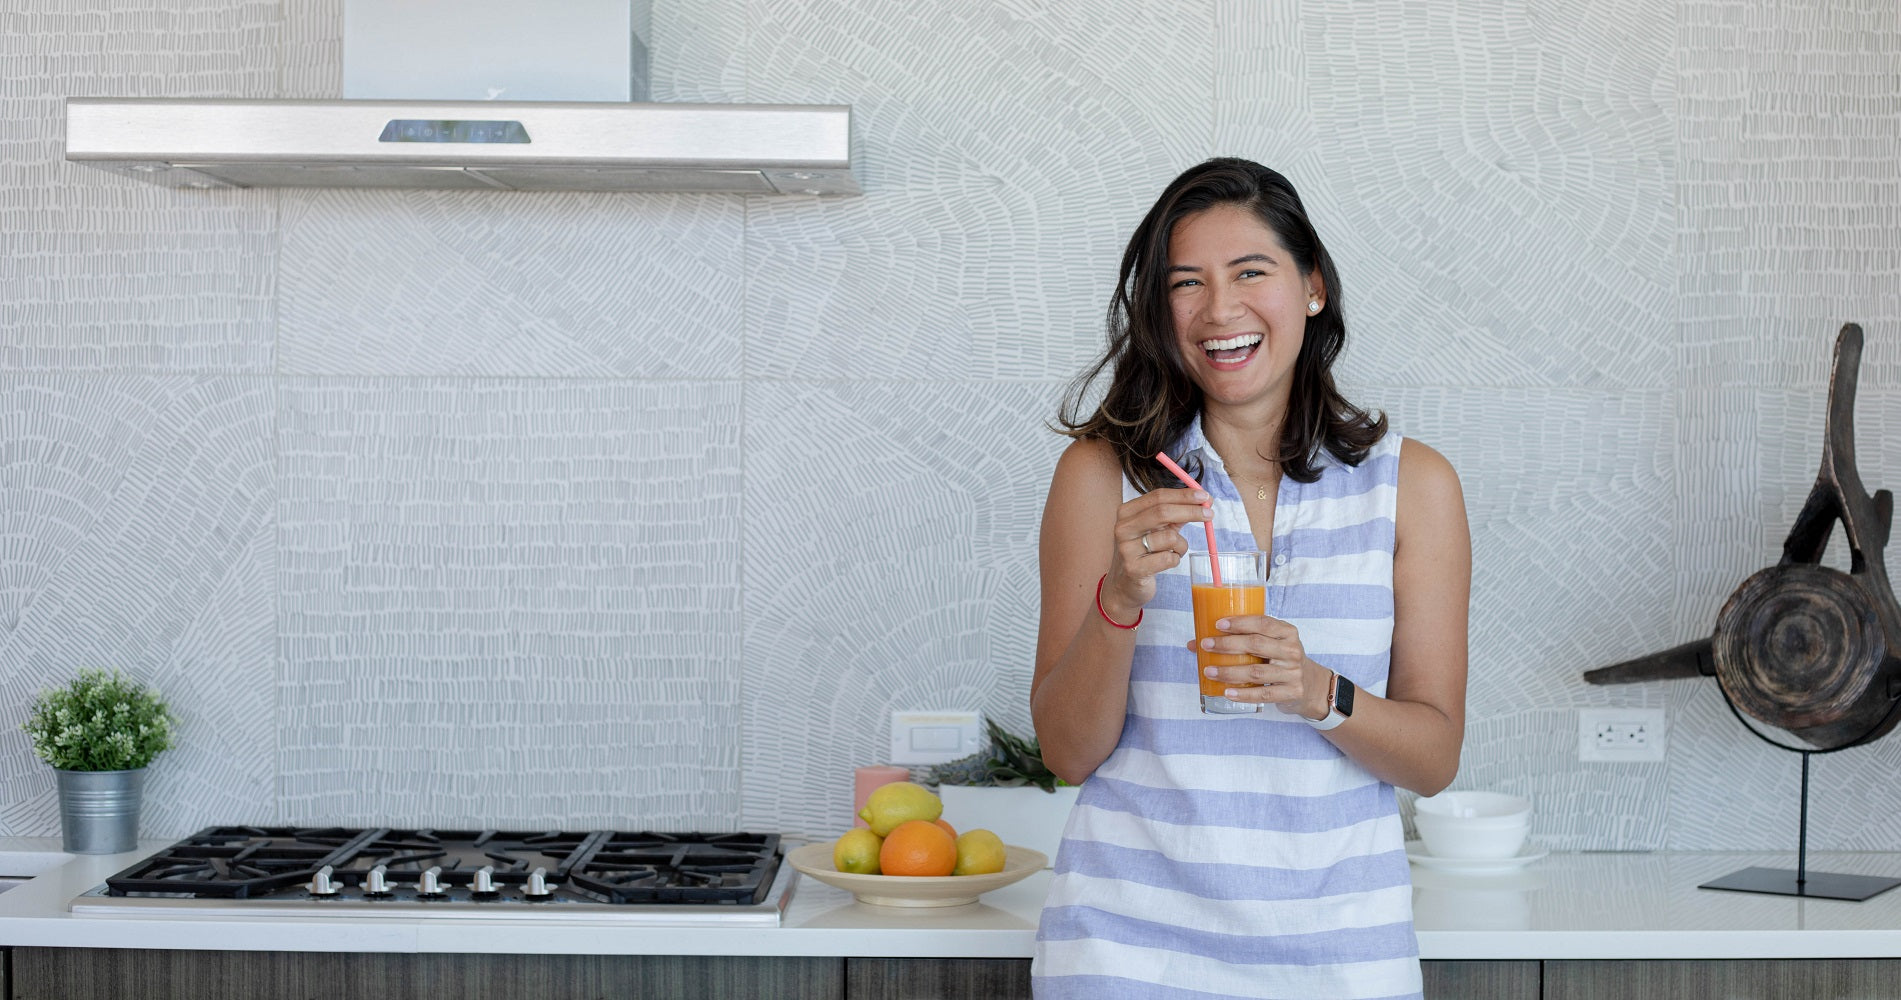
left=1154, top=451, right=1222, bottom=585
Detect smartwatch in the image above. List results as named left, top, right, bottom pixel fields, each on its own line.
left=1306, top=672, right=1355, bottom=731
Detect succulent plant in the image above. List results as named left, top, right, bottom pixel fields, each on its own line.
left=920, top=717, right=1066, bottom=793
left=924, top=750, right=993, bottom=787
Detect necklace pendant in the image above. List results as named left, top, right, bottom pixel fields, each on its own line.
left=1256, top=485, right=1268, bottom=501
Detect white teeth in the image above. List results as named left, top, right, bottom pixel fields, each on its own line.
left=1201, top=334, right=1262, bottom=352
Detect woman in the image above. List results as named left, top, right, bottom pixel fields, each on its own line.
left=1030, top=158, right=1470, bottom=1000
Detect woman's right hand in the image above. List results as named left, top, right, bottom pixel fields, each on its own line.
left=1035, top=441, right=1208, bottom=784
left=1098, top=487, right=1212, bottom=623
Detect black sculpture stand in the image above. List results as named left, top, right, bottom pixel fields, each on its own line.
left=1585, top=325, right=1901, bottom=900
left=1698, top=721, right=1901, bottom=902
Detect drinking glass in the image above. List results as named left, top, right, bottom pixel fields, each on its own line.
left=1190, top=551, right=1268, bottom=715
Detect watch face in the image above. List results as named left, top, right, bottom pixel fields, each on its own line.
left=1336, top=675, right=1356, bottom=717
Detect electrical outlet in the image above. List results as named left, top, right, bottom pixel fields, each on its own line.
left=889, top=711, right=982, bottom=766
left=1577, top=707, right=1667, bottom=763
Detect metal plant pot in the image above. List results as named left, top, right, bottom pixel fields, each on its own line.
left=54, top=768, right=145, bottom=854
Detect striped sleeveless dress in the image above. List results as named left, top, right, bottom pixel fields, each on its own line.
left=1033, top=415, right=1420, bottom=1000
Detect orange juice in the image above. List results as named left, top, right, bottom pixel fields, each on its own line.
left=1192, top=582, right=1266, bottom=697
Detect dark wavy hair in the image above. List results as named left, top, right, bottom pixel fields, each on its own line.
left=1057, top=157, right=1386, bottom=492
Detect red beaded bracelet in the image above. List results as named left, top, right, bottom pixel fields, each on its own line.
left=1095, top=574, right=1143, bottom=629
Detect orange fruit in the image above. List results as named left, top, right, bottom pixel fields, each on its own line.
left=879, top=819, right=957, bottom=877
left=933, top=818, right=957, bottom=838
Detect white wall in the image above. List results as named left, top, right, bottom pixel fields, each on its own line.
left=2, top=0, right=1897, bottom=852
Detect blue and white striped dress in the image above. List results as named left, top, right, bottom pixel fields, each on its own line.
left=1033, top=416, right=1420, bottom=1000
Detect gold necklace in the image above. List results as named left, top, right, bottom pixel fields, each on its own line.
left=1235, top=471, right=1274, bottom=501
left=1225, top=457, right=1277, bottom=501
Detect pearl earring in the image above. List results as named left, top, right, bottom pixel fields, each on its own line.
left=1307, top=300, right=1321, bottom=314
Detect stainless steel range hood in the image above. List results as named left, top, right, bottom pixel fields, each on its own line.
left=64, top=98, right=858, bottom=195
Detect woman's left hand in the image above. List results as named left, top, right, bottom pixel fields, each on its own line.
left=1187, top=615, right=1332, bottom=720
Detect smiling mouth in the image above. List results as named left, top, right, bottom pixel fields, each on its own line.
left=1200, top=333, right=1262, bottom=365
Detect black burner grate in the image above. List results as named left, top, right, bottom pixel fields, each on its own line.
left=103, top=827, right=782, bottom=905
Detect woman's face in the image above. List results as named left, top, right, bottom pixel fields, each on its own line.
left=1165, top=203, right=1321, bottom=411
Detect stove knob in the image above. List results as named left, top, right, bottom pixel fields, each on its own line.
left=524, top=866, right=553, bottom=901
left=416, top=866, right=445, bottom=898
left=471, top=866, right=499, bottom=900
left=308, top=865, right=338, bottom=897
left=364, top=864, right=392, bottom=897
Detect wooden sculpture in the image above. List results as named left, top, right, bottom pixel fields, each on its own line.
left=1585, top=323, right=1901, bottom=750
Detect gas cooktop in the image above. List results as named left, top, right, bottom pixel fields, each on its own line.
left=70, top=826, right=793, bottom=925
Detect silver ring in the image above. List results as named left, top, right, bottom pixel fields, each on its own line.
left=1140, top=533, right=1153, bottom=554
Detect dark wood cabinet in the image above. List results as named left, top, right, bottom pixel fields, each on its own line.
left=1422, top=960, right=1540, bottom=999
left=846, top=957, right=1030, bottom=999
left=7, top=949, right=1901, bottom=999
left=1545, top=959, right=1901, bottom=1000
left=5, top=949, right=843, bottom=1000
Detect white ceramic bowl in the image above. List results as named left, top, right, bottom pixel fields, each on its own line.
left=1412, top=791, right=1531, bottom=859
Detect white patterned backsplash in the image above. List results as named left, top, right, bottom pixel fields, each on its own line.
left=2, top=0, right=1897, bottom=854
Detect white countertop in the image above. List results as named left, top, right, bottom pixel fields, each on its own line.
left=8, top=838, right=1901, bottom=960
left=0, top=838, right=1040, bottom=958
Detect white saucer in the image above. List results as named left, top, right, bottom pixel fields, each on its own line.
left=1404, top=841, right=1547, bottom=874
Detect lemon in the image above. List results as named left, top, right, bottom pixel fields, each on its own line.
left=857, top=781, right=943, bottom=837
left=953, top=828, right=1007, bottom=876
left=833, top=828, right=884, bottom=874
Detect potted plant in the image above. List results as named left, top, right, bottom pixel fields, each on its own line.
left=22, top=668, right=176, bottom=854
left=921, top=717, right=1080, bottom=862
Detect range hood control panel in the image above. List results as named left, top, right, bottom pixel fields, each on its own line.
left=379, top=119, right=531, bottom=144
